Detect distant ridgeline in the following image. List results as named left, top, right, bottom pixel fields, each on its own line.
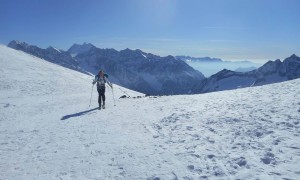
left=175, top=56, right=223, bottom=62
left=8, top=40, right=204, bottom=95
left=192, top=54, right=300, bottom=93
left=175, top=55, right=262, bottom=77
left=7, top=40, right=88, bottom=75
left=8, top=40, right=300, bottom=95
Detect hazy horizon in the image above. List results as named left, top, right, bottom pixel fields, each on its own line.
left=3, top=40, right=291, bottom=64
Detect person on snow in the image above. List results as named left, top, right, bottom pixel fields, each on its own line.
left=93, top=70, right=112, bottom=110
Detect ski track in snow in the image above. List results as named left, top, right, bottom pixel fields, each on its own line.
left=1, top=45, right=300, bottom=179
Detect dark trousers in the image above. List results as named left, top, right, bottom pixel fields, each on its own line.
left=97, top=87, right=105, bottom=106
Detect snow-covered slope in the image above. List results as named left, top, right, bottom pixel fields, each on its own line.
left=1, top=45, right=300, bottom=179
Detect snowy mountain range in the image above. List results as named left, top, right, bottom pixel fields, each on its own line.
left=71, top=44, right=205, bottom=95
left=1, top=44, right=299, bottom=179
left=7, top=40, right=87, bottom=74
left=7, top=40, right=300, bottom=95
left=8, top=41, right=205, bottom=95
left=194, top=54, right=300, bottom=93
left=51, top=43, right=300, bottom=94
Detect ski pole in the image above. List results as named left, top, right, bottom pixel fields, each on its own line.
left=118, top=87, right=131, bottom=98
left=111, top=87, right=116, bottom=106
left=89, top=84, right=95, bottom=107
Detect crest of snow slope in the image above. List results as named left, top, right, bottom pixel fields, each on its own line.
left=1, top=45, right=300, bottom=179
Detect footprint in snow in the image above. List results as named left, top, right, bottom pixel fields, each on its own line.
left=187, top=165, right=202, bottom=174
left=186, top=126, right=193, bottom=131
left=147, top=176, right=160, bottom=180
left=212, top=166, right=225, bottom=176
left=199, top=175, right=209, bottom=179
left=235, top=157, right=247, bottom=167
left=90, top=150, right=102, bottom=156
left=187, top=165, right=194, bottom=171
left=206, top=137, right=215, bottom=143
left=207, top=154, right=215, bottom=159
left=272, top=139, right=281, bottom=145
left=261, top=152, right=276, bottom=165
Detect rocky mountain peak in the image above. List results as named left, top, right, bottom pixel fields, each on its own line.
left=67, top=42, right=95, bottom=56
left=8, top=40, right=29, bottom=49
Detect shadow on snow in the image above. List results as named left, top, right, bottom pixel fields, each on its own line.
left=61, top=107, right=98, bottom=120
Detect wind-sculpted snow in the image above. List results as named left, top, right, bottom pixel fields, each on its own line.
left=0, top=45, right=300, bottom=179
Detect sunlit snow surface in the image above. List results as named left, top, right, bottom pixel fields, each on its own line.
left=1, top=45, right=300, bottom=179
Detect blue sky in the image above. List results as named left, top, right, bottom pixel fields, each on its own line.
left=0, top=0, right=299, bottom=62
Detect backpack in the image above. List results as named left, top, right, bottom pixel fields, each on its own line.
left=95, top=74, right=109, bottom=88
